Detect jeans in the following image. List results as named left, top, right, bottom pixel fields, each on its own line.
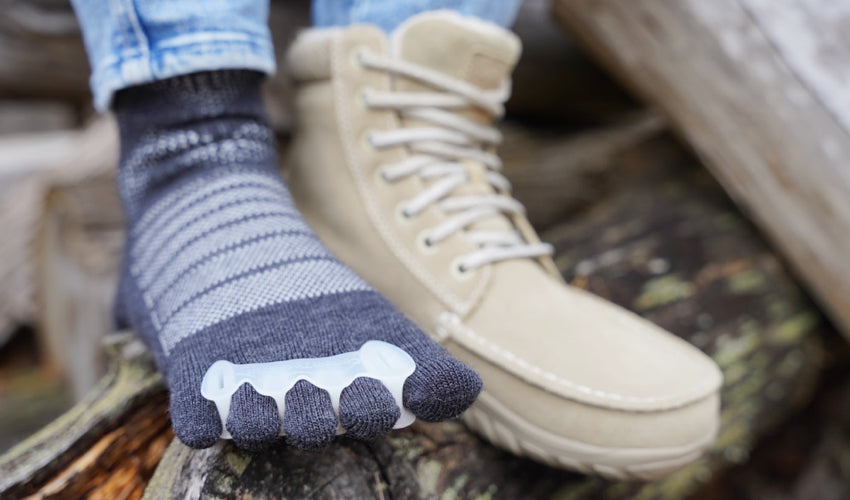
left=70, top=0, right=522, bottom=111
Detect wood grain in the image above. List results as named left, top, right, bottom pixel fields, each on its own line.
left=553, top=0, right=850, bottom=339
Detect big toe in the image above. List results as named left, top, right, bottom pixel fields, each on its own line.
left=226, top=384, right=281, bottom=451
left=404, top=356, right=482, bottom=422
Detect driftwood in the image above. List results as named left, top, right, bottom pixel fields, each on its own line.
left=2, top=125, right=830, bottom=498
left=553, top=0, right=850, bottom=341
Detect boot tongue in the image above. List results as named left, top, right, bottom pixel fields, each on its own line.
left=389, top=12, right=522, bottom=237
left=390, top=11, right=521, bottom=91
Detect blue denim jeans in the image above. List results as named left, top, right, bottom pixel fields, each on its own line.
left=70, top=0, right=522, bottom=111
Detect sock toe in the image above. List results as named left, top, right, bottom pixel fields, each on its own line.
left=284, top=380, right=338, bottom=450
left=403, top=356, right=482, bottom=422
left=169, top=383, right=223, bottom=449
left=226, top=384, right=282, bottom=451
left=339, top=377, right=400, bottom=441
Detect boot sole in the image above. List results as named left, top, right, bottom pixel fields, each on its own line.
left=463, top=389, right=718, bottom=480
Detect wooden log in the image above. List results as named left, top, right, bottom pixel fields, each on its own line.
left=4, top=127, right=829, bottom=499
left=1, top=118, right=119, bottom=399
left=552, top=0, right=850, bottom=340
left=690, top=331, right=850, bottom=499
left=0, top=116, right=117, bottom=348
left=0, top=329, right=73, bottom=454
left=0, top=131, right=85, bottom=346
left=37, top=173, right=124, bottom=401
left=542, top=136, right=826, bottom=498
left=0, top=334, right=169, bottom=500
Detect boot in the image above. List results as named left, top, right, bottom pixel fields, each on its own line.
left=286, top=11, right=722, bottom=479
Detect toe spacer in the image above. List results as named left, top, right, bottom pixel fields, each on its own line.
left=200, top=340, right=417, bottom=439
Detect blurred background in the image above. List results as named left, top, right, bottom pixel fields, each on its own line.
left=3, top=0, right=850, bottom=498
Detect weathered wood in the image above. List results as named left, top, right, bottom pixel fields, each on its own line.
left=0, top=117, right=117, bottom=350
left=543, top=136, right=826, bottom=498
left=0, top=329, right=72, bottom=453
left=5, top=128, right=829, bottom=499
left=691, top=331, right=850, bottom=500
left=553, top=0, right=850, bottom=341
left=0, top=334, right=169, bottom=499
left=0, top=131, right=84, bottom=346
left=0, top=117, right=119, bottom=395
left=36, top=173, right=123, bottom=400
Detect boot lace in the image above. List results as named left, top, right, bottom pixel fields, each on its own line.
left=359, top=52, right=553, bottom=273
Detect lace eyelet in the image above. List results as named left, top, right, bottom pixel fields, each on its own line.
left=374, top=167, right=391, bottom=185
left=357, top=87, right=374, bottom=111
left=359, top=87, right=373, bottom=105
left=450, top=258, right=474, bottom=280
left=395, top=203, right=414, bottom=223
left=360, top=129, right=377, bottom=152
left=349, top=45, right=371, bottom=69
left=416, top=231, right=438, bottom=254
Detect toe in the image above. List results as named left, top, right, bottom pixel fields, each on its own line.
left=284, top=380, right=338, bottom=450
left=169, top=379, right=222, bottom=449
left=404, top=356, right=482, bottom=422
left=339, top=377, right=400, bottom=440
left=226, top=384, right=281, bottom=451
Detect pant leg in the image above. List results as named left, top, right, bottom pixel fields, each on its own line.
left=311, top=0, right=522, bottom=32
left=71, top=0, right=276, bottom=111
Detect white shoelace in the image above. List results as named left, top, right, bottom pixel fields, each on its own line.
left=359, top=52, right=553, bottom=273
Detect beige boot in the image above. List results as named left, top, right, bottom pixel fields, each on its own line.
left=285, top=11, right=722, bottom=479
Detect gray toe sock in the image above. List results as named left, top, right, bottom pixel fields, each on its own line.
left=112, top=70, right=482, bottom=450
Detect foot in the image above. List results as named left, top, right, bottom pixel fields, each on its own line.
left=286, top=12, right=722, bottom=478
left=113, top=70, right=481, bottom=451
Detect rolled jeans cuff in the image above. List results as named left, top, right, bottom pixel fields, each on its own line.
left=89, top=33, right=275, bottom=112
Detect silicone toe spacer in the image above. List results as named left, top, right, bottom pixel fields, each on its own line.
left=200, top=340, right=417, bottom=439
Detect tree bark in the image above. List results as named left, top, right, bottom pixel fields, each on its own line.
left=553, top=0, right=850, bottom=340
